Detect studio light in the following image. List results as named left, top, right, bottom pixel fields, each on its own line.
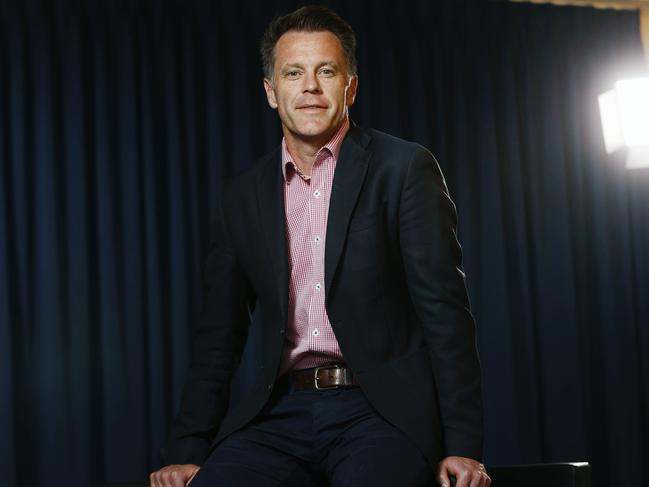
left=598, top=77, right=649, bottom=169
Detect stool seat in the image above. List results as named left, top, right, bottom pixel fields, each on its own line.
left=486, top=462, right=591, bottom=487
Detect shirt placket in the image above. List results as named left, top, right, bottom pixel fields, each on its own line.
left=309, top=156, right=327, bottom=345
left=287, top=165, right=313, bottom=349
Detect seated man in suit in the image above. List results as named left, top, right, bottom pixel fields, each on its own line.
left=150, top=5, right=490, bottom=487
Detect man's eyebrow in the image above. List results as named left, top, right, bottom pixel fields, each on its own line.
left=279, top=61, right=340, bottom=72
left=280, top=63, right=304, bottom=72
left=317, top=60, right=339, bottom=69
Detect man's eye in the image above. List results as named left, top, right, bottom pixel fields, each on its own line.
left=319, top=68, right=335, bottom=77
left=285, top=71, right=301, bottom=79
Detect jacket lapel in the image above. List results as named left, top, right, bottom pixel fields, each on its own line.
left=256, top=147, right=289, bottom=325
left=324, top=125, right=373, bottom=297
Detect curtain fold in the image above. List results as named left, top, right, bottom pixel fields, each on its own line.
left=1, top=1, right=647, bottom=486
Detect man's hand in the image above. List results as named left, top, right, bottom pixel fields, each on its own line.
left=149, top=464, right=200, bottom=487
left=437, top=456, right=491, bottom=487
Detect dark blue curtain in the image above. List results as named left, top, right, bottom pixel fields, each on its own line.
left=1, top=1, right=647, bottom=486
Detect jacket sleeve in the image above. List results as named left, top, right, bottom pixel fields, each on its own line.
left=164, top=188, right=256, bottom=465
left=398, top=146, right=484, bottom=461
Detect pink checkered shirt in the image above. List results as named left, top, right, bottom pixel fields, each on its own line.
left=278, top=117, right=350, bottom=375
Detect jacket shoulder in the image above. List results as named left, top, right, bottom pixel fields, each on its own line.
left=359, top=127, right=437, bottom=170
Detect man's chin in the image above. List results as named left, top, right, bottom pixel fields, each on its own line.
left=299, top=130, right=336, bottom=145
left=293, top=121, right=343, bottom=139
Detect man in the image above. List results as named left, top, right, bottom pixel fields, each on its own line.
left=150, top=5, right=490, bottom=487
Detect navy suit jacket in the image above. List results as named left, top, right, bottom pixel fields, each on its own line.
left=165, top=124, right=484, bottom=467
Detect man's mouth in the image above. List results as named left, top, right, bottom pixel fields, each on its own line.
left=297, top=104, right=327, bottom=110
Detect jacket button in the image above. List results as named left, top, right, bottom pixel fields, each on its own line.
left=279, top=329, right=285, bottom=335
left=267, top=384, right=273, bottom=391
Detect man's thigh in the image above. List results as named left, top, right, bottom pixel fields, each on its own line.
left=189, top=429, right=321, bottom=487
left=189, top=386, right=325, bottom=487
left=319, top=389, right=434, bottom=487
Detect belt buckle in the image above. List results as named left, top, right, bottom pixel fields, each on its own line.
left=314, top=364, right=341, bottom=390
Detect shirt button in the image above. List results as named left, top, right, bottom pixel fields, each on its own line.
left=313, top=190, right=321, bottom=197
left=314, top=282, right=322, bottom=290
left=314, top=235, right=321, bottom=244
left=312, top=329, right=320, bottom=336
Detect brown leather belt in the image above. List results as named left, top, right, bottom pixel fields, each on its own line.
left=290, top=364, right=358, bottom=391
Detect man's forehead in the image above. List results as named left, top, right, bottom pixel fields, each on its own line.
left=274, top=30, right=345, bottom=59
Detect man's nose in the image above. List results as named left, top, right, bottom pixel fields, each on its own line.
left=302, top=71, right=322, bottom=93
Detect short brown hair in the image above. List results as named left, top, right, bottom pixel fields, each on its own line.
left=260, top=5, right=357, bottom=80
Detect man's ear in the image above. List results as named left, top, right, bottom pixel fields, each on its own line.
left=346, top=75, right=358, bottom=107
left=263, top=78, right=278, bottom=109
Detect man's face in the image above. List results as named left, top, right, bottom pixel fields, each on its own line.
left=263, top=30, right=358, bottom=146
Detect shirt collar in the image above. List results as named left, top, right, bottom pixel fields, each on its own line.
left=281, top=117, right=350, bottom=182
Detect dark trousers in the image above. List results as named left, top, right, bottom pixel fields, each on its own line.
left=190, top=379, right=434, bottom=487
